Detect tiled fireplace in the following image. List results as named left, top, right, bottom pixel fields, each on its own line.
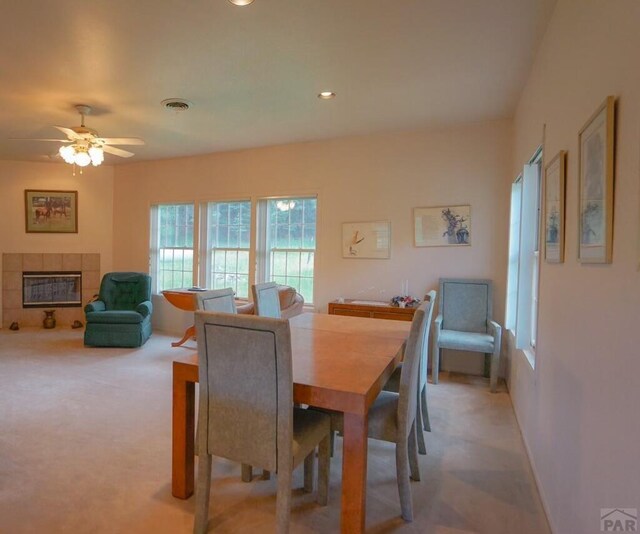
left=2, top=253, right=100, bottom=328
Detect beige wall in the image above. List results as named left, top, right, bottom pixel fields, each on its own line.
left=0, top=161, right=114, bottom=326
left=508, top=1, right=640, bottom=532
left=113, top=121, right=512, bottom=359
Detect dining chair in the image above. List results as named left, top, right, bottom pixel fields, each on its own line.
left=193, top=311, right=331, bottom=534
left=332, top=300, right=429, bottom=522
left=195, top=288, right=259, bottom=481
left=383, top=290, right=436, bottom=455
left=252, top=282, right=282, bottom=318
left=195, top=288, right=237, bottom=313
left=431, top=278, right=502, bottom=392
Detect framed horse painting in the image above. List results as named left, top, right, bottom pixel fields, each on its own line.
left=24, top=190, right=78, bottom=233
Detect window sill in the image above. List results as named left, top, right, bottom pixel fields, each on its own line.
left=506, top=329, right=536, bottom=370
left=523, top=348, right=536, bottom=370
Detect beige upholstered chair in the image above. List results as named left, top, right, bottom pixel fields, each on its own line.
left=195, top=288, right=237, bottom=313
left=193, top=311, right=331, bottom=534
left=383, top=290, right=436, bottom=455
left=238, top=284, right=304, bottom=319
left=251, top=282, right=282, bottom=318
left=332, top=300, right=430, bottom=522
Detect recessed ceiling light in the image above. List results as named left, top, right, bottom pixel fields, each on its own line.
left=228, top=0, right=254, bottom=5
left=318, top=91, right=336, bottom=100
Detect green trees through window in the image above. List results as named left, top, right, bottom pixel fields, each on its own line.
left=151, top=197, right=317, bottom=304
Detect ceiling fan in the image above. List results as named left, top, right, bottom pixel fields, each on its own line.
left=11, top=104, right=144, bottom=169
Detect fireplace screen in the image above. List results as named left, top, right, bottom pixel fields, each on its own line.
left=22, top=271, right=82, bottom=308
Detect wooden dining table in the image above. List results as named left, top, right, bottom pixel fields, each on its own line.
left=172, top=312, right=410, bottom=533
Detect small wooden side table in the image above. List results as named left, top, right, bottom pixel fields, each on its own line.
left=328, top=299, right=417, bottom=321
left=161, top=289, right=251, bottom=347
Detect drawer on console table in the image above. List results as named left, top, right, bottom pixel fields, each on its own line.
left=328, top=300, right=416, bottom=321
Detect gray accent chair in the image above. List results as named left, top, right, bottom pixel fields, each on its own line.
left=193, top=311, right=331, bottom=534
left=252, top=282, right=282, bottom=318
left=195, top=288, right=237, bottom=313
left=332, top=300, right=430, bottom=522
left=383, top=289, right=436, bottom=455
left=432, top=278, right=502, bottom=392
left=195, top=288, right=257, bottom=481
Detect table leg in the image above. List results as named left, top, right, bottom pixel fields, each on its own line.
left=172, top=325, right=196, bottom=348
left=341, top=412, right=368, bottom=533
left=172, top=365, right=195, bottom=498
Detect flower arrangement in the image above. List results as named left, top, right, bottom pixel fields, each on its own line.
left=390, top=295, right=421, bottom=308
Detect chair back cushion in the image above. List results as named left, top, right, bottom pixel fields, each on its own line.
left=252, top=282, right=282, bottom=318
left=195, top=312, right=293, bottom=473
left=439, top=278, right=492, bottom=333
left=99, top=272, right=151, bottom=311
left=196, top=288, right=237, bottom=313
left=398, top=300, right=430, bottom=437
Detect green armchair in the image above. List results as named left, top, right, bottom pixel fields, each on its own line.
left=84, top=272, right=153, bottom=348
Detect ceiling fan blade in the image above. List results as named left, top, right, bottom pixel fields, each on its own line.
left=54, top=126, right=82, bottom=140
left=9, top=138, right=72, bottom=143
left=97, top=137, right=145, bottom=146
left=102, top=145, right=135, bottom=158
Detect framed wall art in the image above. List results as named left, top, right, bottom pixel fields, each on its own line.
left=414, top=205, right=471, bottom=247
left=342, top=221, right=390, bottom=258
left=25, top=190, right=78, bottom=233
left=578, top=96, right=615, bottom=263
left=544, top=151, right=566, bottom=263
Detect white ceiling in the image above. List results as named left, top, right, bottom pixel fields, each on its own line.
left=0, top=0, right=556, bottom=165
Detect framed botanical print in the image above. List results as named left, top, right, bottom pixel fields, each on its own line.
left=414, top=205, right=471, bottom=247
left=25, top=190, right=78, bottom=233
left=342, top=221, right=390, bottom=258
left=578, top=96, right=615, bottom=263
left=544, top=151, right=566, bottom=263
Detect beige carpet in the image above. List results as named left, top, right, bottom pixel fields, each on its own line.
left=0, top=328, right=550, bottom=534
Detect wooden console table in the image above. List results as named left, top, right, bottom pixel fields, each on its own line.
left=328, top=299, right=417, bottom=321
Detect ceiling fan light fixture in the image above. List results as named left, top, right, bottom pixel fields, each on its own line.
left=74, top=150, right=92, bottom=167
left=227, top=0, right=254, bottom=5
left=89, top=146, right=104, bottom=166
left=276, top=199, right=296, bottom=212
left=318, top=91, right=336, bottom=100
left=59, top=145, right=76, bottom=164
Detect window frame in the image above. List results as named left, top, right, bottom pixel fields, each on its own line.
left=506, top=147, right=543, bottom=368
left=256, top=196, right=318, bottom=305
left=200, top=199, right=252, bottom=299
left=150, top=202, right=196, bottom=294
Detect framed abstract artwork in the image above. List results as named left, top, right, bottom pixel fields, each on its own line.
left=578, top=96, right=615, bottom=263
left=25, top=190, right=78, bottom=233
left=342, top=221, right=391, bottom=258
left=544, top=151, right=566, bottom=263
left=414, top=205, right=471, bottom=247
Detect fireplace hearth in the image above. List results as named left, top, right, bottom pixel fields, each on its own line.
left=2, top=253, right=100, bottom=328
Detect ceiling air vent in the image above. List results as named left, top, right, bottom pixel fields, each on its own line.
left=161, top=99, right=192, bottom=112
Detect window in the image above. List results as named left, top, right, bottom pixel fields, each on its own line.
left=257, top=198, right=317, bottom=304
left=151, top=196, right=318, bottom=303
left=202, top=201, right=251, bottom=298
left=151, top=203, right=195, bottom=293
left=505, top=178, right=522, bottom=331
left=505, top=149, right=542, bottom=366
